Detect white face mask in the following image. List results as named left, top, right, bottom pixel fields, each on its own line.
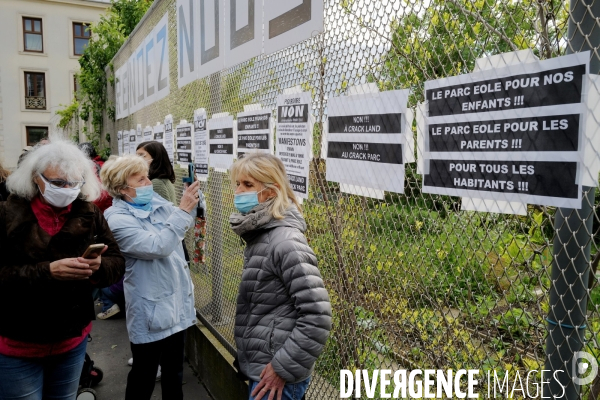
left=38, top=176, right=81, bottom=208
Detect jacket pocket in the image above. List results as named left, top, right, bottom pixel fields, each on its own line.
left=148, top=293, right=181, bottom=332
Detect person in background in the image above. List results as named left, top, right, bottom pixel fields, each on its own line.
left=78, top=142, right=112, bottom=212
left=0, top=140, right=125, bottom=399
left=100, top=155, right=200, bottom=400
left=78, top=142, right=122, bottom=320
left=229, top=153, right=332, bottom=400
left=0, top=162, right=10, bottom=201
left=136, top=141, right=176, bottom=204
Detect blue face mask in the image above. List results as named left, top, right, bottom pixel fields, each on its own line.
left=126, top=184, right=154, bottom=206
left=234, top=189, right=265, bottom=214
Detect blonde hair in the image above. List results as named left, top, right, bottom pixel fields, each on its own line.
left=0, top=162, right=10, bottom=183
left=230, top=153, right=301, bottom=219
left=7, top=139, right=102, bottom=201
left=100, top=154, right=148, bottom=199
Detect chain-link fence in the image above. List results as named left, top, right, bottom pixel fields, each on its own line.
left=104, top=0, right=600, bottom=398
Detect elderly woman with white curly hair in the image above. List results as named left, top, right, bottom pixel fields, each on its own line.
left=0, top=139, right=125, bottom=400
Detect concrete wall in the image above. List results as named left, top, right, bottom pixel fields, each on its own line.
left=185, top=323, right=248, bottom=400
left=0, top=0, right=108, bottom=168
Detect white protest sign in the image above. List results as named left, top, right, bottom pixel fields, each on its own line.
left=326, top=90, right=410, bottom=194
left=193, top=108, right=209, bottom=180
left=127, top=129, right=136, bottom=154
left=236, top=107, right=273, bottom=158
left=208, top=114, right=235, bottom=171
left=134, top=124, right=143, bottom=153
left=117, top=131, right=123, bottom=156
left=276, top=91, right=312, bottom=199
left=176, top=120, right=194, bottom=166
left=420, top=51, right=589, bottom=209
left=143, top=126, right=153, bottom=143
left=164, top=115, right=175, bottom=164
left=153, top=123, right=164, bottom=145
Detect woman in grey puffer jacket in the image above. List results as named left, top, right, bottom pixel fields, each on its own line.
left=230, top=153, right=332, bottom=400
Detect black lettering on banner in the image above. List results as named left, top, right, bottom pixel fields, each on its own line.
left=209, top=128, right=234, bottom=139
left=327, top=142, right=403, bottom=164
left=328, top=114, right=402, bottom=134
left=231, top=0, right=254, bottom=49
left=429, top=114, right=579, bottom=152
left=209, top=143, right=233, bottom=154
left=237, top=114, right=270, bottom=130
left=200, top=0, right=220, bottom=64
left=177, top=140, right=192, bottom=150
left=287, top=173, right=307, bottom=193
left=177, top=127, right=192, bottom=137
left=195, top=163, right=208, bottom=175
left=238, top=134, right=269, bottom=149
left=177, top=152, right=191, bottom=163
left=426, top=65, right=585, bottom=116
left=277, top=104, right=309, bottom=123
left=424, top=160, right=578, bottom=198
left=269, top=0, right=311, bottom=38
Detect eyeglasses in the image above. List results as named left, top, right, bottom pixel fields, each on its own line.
left=40, top=174, right=86, bottom=190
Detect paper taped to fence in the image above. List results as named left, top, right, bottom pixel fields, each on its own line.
left=326, top=90, right=410, bottom=194
left=208, top=115, right=235, bottom=170
left=276, top=92, right=313, bottom=199
left=164, top=115, right=174, bottom=164
left=176, top=121, right=194, bottom=166
left=236, top=108, right=273, bottom=159
left=421, top=51, right=589, bottom=209
left=143, top=126, right=153, bottom=143
left=193, top=108, right=209, bottom=181
left=153, top=124, right=164, bottom=145
left=117, top=131, right=123, bottom=156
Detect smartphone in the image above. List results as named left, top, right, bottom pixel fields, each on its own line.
left=182, top=163, right=194, bottom=189
left=82, top=243, right=105, bottom=259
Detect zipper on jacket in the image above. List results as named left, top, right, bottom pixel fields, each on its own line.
left=269, top=322, right=275, bottom=354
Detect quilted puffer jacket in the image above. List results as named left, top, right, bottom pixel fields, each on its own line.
left=233, top=205, right=332, bottom=383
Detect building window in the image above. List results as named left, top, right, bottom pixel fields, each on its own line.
left=73, top=22, right=91, bottom=56
left=26, top=126, right=49, bottom=146
left=23, top=17, right=43, bottom=52
left=24, top=72, right=46, bottom=110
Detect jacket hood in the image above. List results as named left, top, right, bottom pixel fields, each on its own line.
left=104, top=193, right=171, bottom=220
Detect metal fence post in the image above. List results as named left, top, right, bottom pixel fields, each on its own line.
left=207, top=71, right=224, bottom=324
left=545, top=1, right=600, bottom=398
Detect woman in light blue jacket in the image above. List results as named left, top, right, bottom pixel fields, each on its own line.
left=100, top=155, right=201, bottom=400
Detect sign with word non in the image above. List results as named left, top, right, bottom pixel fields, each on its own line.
left=421, top=51, right=589, bottom=209
left=193, top=108, right=209, bottom=180
left=164, top=115, right=175, bottom=164
left=115, top=13, right=169, bottom=119
left=326, top=90, right=410, bottom=194
left=208, top=115, right=235, bottom=170
left=176, top=122, right=194, bottom=166
left=276, top=92, right=312, bottom=199
left=236, top=108, right=273, bottom=159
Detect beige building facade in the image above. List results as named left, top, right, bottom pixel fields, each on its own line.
left=0, top=0, right=109, bottom=168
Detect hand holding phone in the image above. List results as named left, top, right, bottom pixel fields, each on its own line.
left=82, top=243, right=105, bottom=259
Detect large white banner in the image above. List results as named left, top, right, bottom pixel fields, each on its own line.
left=177, top=0, right=323, bottom=88
left=116, top=13, right=169, bottom=119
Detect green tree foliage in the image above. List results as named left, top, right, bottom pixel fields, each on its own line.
left=58, top=0, right=153, bottom=157
left=357, top=0, right=568, bottom=102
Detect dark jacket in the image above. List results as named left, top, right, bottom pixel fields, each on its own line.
left=233, top=206, right=332, bottom=383
left=0, top=195, right=125, bottom=343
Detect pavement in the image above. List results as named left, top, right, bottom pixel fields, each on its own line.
left=88, top=302, right=213, bottom=400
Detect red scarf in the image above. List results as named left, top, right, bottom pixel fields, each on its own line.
left=30, top=195, right=72, bottom=236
